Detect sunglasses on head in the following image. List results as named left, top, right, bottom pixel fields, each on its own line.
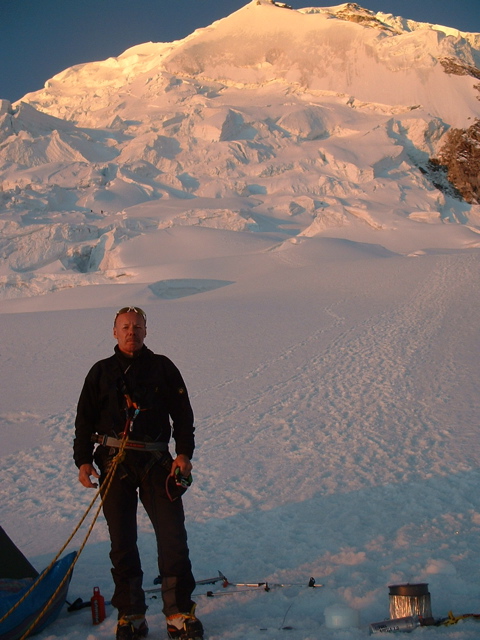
left=115, top=306, right=147, bottom=322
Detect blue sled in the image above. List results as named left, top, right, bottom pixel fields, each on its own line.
left=0, top=551, right=76, bottom=640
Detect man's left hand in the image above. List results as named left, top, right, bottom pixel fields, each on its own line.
left=171, top=453, right=192, bottom=478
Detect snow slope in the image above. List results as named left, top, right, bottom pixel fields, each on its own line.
left=1, top=2, right=480, bottom=639
left=0, top=1, right=479, bottom=303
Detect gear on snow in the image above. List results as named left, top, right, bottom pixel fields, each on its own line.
left=167, top=605, right=204, bottom=640
left=115, top=615, right=149, bottom=640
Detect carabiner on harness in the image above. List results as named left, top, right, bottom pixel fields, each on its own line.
left=123, top=391, right=141, bottom=436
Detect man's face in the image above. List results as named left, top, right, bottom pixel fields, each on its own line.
left=113, top=311, right=147, bottom=356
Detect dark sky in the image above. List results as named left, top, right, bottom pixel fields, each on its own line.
left=1, top=0, right=479, bottom=103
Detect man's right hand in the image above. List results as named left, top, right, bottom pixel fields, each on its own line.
left=78, top=463, right=100, bottom=488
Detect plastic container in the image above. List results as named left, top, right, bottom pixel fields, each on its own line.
left=324, top=603, right=360, bottom=629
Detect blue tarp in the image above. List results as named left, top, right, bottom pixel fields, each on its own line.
left=0, top=551, right=76, bottom=640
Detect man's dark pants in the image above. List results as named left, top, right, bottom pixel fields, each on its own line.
left=100, top=454, right=196, bottom=618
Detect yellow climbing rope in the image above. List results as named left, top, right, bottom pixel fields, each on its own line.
left=441, top=610, right=480, bottom=626
left=0, top=437, right=129, bottom=640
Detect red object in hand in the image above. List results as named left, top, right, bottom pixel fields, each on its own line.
left=91, top=586, right=106, bottom=624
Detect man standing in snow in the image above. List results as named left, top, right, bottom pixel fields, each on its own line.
left=73, top=306, right=203, bottom=640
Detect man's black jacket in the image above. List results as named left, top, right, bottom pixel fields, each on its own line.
left=73, top=345, right=195, bottom=468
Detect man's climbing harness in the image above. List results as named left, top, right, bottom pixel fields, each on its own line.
left=91, top=434, right=168, bottom=451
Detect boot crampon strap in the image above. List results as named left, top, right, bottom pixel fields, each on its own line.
left=166, top=605, right=203, bottom=640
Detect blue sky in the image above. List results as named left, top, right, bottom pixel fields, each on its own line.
left=1, top=0, right=479, bottom=103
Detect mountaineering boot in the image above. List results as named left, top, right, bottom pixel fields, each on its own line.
left=116, top=615, right=149, bottom=640
left=166, top=605, right=203, bottom=640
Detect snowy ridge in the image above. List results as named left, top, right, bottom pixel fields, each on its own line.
left=18, top=2, right=480, bottom=123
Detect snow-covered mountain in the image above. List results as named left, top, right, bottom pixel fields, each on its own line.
left=0, top=0, right=479, bottom=301
left=3, top=6, right=480, bottom=640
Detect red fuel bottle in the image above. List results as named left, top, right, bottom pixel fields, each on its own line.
left=91, top=586, right=106, bottom=624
